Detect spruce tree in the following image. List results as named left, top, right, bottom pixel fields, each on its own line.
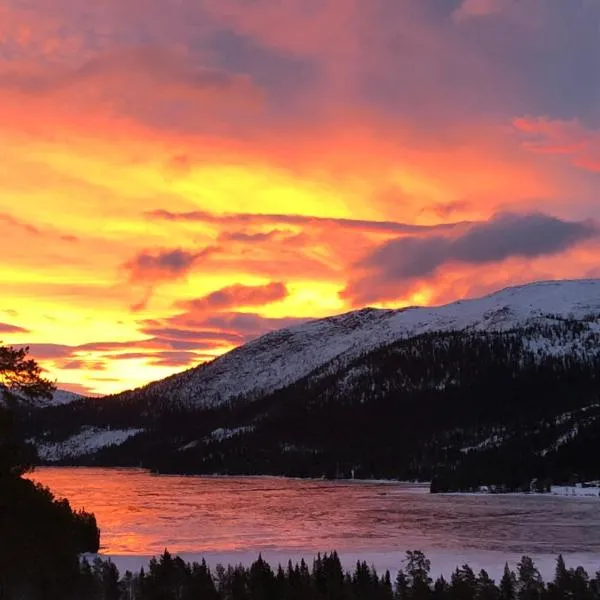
left=477, top=570, right=500, bottom=600
left=500, top=564, right=517, bottom=600
left=516, top=556, right=543, bottom=600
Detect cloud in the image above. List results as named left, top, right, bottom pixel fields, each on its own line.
left=178, top=282, right=288, bottom=313
left=0, top=46, right=263, bottom=131
left=0, top=322, right=29, bottom=334
left=124, top=247, right=216, bottom=284
left=344, top=212, right=598, bottom=304
left=513, top=116, right=600, bottom=174
left=146, top=209, right=467, bottom=235
left=0, top=212, right=41, bottom=235
left=453, top=0, right=504, bottom=22
left=201, top=312, right=309, bottom=341
left=136, top=282, right=295, bottom=350
left=59, top=359, right=106, bottom=371
left=0, top=211, right=78, bottom=242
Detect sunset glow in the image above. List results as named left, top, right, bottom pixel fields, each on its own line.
left=2, top=0, right=600, bottom=395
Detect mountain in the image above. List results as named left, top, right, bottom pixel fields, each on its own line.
left=1, top=387, right=81, bottom=408
left=109, top=278, right=600, bottom=409
left=21, top=279, right=600, bottom=489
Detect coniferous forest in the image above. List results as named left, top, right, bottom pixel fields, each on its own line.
left=37, top=549, right=600, bottom=600
left=22, top=324, right=600, bottom=491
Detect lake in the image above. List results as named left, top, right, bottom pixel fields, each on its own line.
left=30, top=467, right=600, bottom=579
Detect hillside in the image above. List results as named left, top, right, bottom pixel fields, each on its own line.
left=21, top=279, right=600, bottom=489
left=106, top=279, right=600, bottom=409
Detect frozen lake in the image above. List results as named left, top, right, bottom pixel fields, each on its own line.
left=30, top=467, right=600, bottom=579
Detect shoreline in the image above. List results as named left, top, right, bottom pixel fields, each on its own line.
left=34, top=467, right=600, bottom=498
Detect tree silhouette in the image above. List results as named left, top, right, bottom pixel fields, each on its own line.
left=0, top=343, right=55, bottom=476
left=0, top=343, right=54, bottom=403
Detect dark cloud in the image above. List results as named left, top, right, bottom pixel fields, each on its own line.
left=0, top=47, right=246, bottom=95
left=219, top=229, right=289, bottom=243
left=0, top=322, right=29, bottom=334
left=345, top=212, right=598, bottom=304
left=18, top=343, right=73, bottom=359
left=178, top=282, right=288, bottom=313
left=124, top=246, right=216, bottom=284
left=59, top=359, right=106, bottom=371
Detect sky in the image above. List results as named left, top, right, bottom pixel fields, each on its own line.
left=2, top=0, right=600, bottom=396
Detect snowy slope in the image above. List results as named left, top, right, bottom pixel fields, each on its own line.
left=0, top=387, right=82, bottom=408
left=34, top=427, right=144, bottom=462
left=47, top=389, right=83, bottom=406
left=121, top=279, right=600, bottom=409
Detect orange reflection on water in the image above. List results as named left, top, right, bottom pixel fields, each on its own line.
left=28, top=467, right=600, bottom=560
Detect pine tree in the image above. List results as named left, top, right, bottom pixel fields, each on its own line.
left=433, top=576, right=450, bottom=600
left=477, top=570, right=499, bottom=600
left=570, top=566, right=590, bottom=600
left=404, top=551, right=432, bottom=600
left=451, top=564, right=477, bottom=600
left=395, top=570, right=410, bottom=600
left=0, top=343, right=54, bottom=477
left=500, top=564, right=517, bottom=600
left=516, top=556, right=543, bottom=600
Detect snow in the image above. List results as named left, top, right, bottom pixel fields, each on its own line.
left=551, top=485, right=600, bottom=497
left=208, top=426, right=255, bottom=442
left=48, top=389, right=83, bottom=406
left=540, top=427, right=580, bottom=457
left=35, top=427, right=143, bottom=461
left=123, top=279, right=600, bottom=409
left=0, top=387, right=82, bottom=408
left=460, top=432, right=505, bottom=454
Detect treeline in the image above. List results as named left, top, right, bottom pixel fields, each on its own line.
left=59, top=549, right=600, bottom=600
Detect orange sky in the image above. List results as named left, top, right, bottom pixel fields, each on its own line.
left=2, top=0, right=600, bottom=395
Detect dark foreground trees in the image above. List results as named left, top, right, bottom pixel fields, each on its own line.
left=69, top=550, right=600, bottom=600
left=0, top=343, right=100, bottom=599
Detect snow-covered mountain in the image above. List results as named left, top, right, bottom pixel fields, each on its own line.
left=24, top=279, right=600, bottom=485
left=1, top=387, right=82, bottom=408
left=47, top=389, right=83, bottom=406
left=119, top=279, right=600, bottom=409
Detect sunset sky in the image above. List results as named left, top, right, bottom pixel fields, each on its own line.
left=2, top=0, right=600, bottom=396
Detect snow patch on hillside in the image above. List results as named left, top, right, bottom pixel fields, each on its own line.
left=35, top=427, right=143, bottom=461
left=208, top=426, right=255, bottom=442
left=551, top=485, right=600, bottom=497
left=48, top=389, right=83, bottom=406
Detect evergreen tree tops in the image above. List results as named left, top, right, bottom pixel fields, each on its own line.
left=65, top=550, right=600, bottom=600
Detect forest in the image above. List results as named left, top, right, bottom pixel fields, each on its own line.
left=37, top=548, right=600, bottom=600
left=23, top=324, right=600, bottom=490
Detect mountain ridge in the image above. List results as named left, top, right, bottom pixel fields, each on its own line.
left=108, top=278, right=600, bottom=408
left=22, top=277, right=600, bottom=488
